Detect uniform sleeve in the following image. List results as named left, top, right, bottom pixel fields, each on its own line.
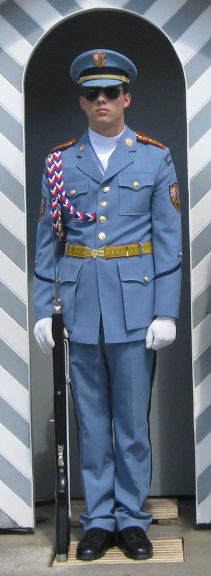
left=33, top=169, right=59, bottom=321
left=151, top=148, right=182, bottom=319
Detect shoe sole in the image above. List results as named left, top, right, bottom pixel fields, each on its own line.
left=120, top=547, right=153, bottom=560
left=77, top=548, right=153, bottom=561
left=77, top=545, right=115, bottom=561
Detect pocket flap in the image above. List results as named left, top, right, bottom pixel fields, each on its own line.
left=117, top=258, right=154, bottom=284
left=118, top=173, right=154, bottom=190
left=65, top=180, right=88, bottom=198
left=60, top=257, right=83, bottom=283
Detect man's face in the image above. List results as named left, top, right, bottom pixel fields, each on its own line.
left=79, top=85, right=131, bottom=136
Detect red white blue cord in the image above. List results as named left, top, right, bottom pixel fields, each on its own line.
left=47, top=150, right=96, bottom=237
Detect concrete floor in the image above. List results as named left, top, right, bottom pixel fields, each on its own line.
left=0, top=499, right=210, bottom=576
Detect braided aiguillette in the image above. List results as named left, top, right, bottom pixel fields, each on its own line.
left=47, top=149, right=96, bottom=238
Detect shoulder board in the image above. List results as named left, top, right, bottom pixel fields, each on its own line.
left=136, top=132, right=165, bottom=150
left=50, top=137, right=78, bottom=154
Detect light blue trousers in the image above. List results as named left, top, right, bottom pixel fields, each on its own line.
left=70, top=333, right=155, bottom=533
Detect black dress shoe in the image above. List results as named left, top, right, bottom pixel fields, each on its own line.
left=117, top=526, right=153, bottom=560
left=76, top=528, right=115, bottom=561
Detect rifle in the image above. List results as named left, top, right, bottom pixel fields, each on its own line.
left=52, top=285, right=71, bottom=562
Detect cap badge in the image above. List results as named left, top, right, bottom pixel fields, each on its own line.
left=125, top=138, right=133, bottom=147
left=92, top=51, right=107, bottom=68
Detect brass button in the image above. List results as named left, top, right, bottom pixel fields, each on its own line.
left=99, top=216, right=107, bottom=224
left=69, top=189, right=76, bottom=196
left=133, top=181, right=140, bottom=188
left=80, top=144, right=85, bottom=151
left=144, top=276, right=149, bottom=283
left=98, top=232, right=106, bottom=240
left=102, top=186, right=110, bottom=192
left=99, top=201, right=107, bottom=207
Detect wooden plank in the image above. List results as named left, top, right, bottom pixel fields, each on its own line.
left=53, top=538, right=184, bottom=566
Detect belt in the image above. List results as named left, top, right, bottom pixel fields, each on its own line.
left=65, top=242, right=153, bottom=259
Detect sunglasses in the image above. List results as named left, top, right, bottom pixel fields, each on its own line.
left=82, top=86, right=123, bottom=101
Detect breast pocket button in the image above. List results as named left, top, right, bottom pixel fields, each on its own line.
left=144, top=276, right=149, bottom=283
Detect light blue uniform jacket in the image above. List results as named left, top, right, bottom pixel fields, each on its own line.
left=34, top=126, right=182, bottom=344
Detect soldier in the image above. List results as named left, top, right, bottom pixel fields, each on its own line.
left=34, top=49, right=182, bottom=561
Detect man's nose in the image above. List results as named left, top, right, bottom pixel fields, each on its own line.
left=97, top=89, right=107, bottom=101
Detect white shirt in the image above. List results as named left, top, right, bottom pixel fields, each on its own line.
left=88, top=127, right=125, bottom=172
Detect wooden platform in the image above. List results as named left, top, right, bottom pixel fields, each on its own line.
left=53, top=498, right=184, bottom=566
left=53, top=538, right=184, bottom=565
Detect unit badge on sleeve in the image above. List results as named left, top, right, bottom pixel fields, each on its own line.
left=169, top=183, right=181, bottom=212
left=164, top=152, right=172, bottom=165
left=39, top=194, right=46, bottom=220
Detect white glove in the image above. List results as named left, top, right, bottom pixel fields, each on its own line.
left=146, top=316, right=176, bottom=350
left=34, top=318, right=55, bottom=354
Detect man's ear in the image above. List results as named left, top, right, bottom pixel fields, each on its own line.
left=123, top=92, right=132, bottom=110
left=80, top=95, right=85, bottom=110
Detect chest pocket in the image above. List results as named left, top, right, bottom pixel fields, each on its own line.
left=64, top=180, right=89, bottom=211
left=119, top=173, right=154, bottom=215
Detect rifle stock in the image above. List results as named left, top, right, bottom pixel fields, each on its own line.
left=52, top=304, right=70, bottom=562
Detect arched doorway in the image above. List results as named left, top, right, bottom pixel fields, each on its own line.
left=24, top=8, right=194, bottom=501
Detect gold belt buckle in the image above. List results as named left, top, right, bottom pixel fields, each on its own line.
left=86, top=247, right=105, bottom=259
